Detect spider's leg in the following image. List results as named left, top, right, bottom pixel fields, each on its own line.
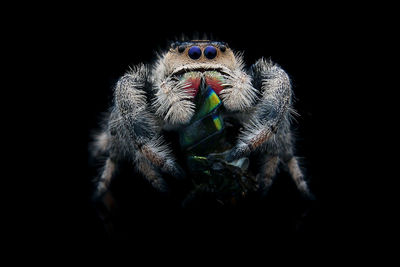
left=114, top=64, right=184, bottom=182
left=227, top=58, right=292, bottom=161
left=279, top=137, right=313, bottom=199
left=284, top=156, right=313, bottom=199
left=95, top=158, right=116, bottom=197
left=93, top=157, right=118, bottom=214
left=259, top=154, right=279, bottom=195
left=135, top=153, right=169, bottom=192
left=138, top=137, right=185, bottom=179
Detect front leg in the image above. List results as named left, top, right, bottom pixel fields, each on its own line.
left=114, top=64, right=184, bottom=181
left=227, top=58, right=293, bottom=161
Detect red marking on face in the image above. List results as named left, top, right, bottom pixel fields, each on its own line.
left=185, top=77, right=201, bottom=98
left=205, top=77, right=224, bottom=95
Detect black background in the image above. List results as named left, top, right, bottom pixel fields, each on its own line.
left=34, top=7, right=364, bottom=254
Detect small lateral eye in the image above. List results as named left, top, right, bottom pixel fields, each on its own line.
left=219, top=44, right=226, bottom=52
left=188, top=46, right=202, bottom=59
left=178, top=45, right=185, bottom=53
left=204, top=46, right=217, bottom=59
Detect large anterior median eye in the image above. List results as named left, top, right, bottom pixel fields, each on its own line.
left=204, top=46, right=217, bottom=59
left=188, top=46, right=202, bottom=59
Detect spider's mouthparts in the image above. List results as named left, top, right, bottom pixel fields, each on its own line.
left=199, top=75, right=208, bottom=94
left=180, top=72, right=202, bottom=98
left=180, top=71, right=226, bottom=99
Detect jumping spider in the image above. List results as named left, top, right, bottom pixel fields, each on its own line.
left=91, top=40, right=312, bottom=206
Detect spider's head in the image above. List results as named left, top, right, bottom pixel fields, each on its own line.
left=155, top=40, right=242, bottom=96
left=166, top=40, right=237, bottom=72
left=153, top=40, right=245, bottom=125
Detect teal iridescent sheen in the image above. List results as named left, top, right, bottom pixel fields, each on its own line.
left=179, top=87, right=224, bottom=150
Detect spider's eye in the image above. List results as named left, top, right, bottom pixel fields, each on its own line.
left=178, top=45, right=185, bottom=53
left=204, top=46, right=217, bottom=59
left=188, top=46, right=202, bottom=59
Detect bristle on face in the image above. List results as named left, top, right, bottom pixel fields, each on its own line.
left=204, top=71, right=225, bottom=95
left=180, top=72, right=202, bottom=98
